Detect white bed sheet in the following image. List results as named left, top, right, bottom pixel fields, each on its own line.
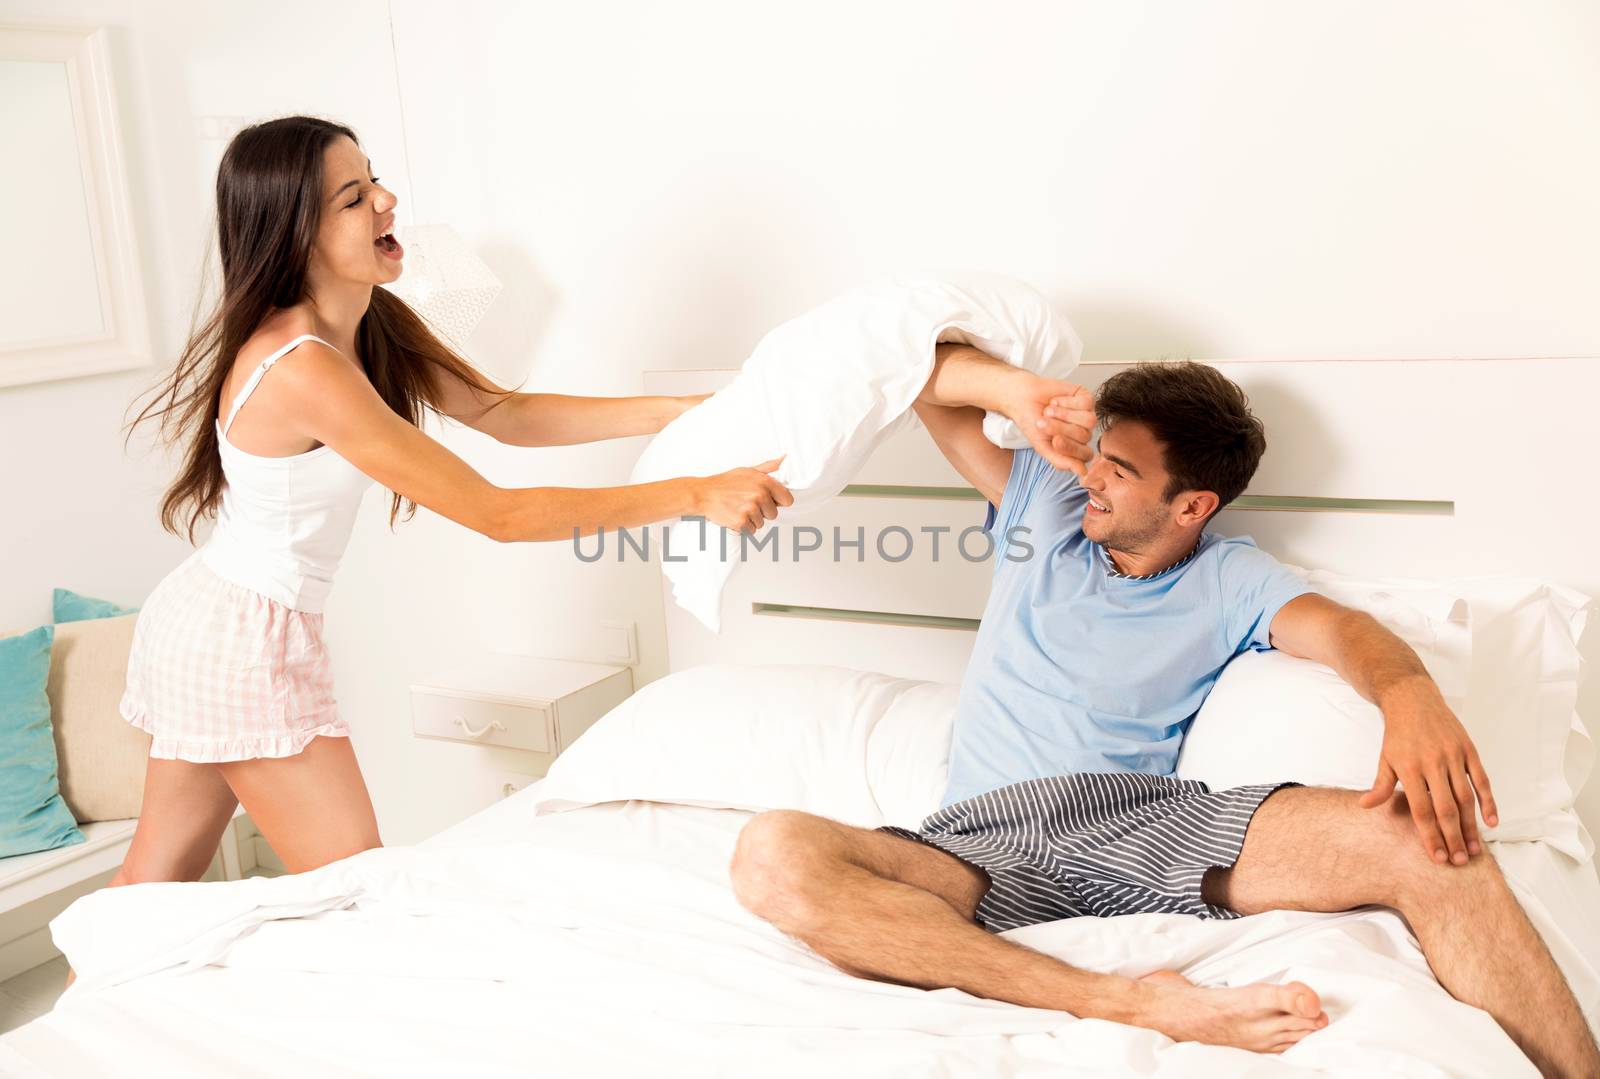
left=1, top=786, right=1595, bottom=1078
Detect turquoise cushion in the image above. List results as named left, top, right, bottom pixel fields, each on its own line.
left=0, top=624, right=86, bottom=858
left=53, top=587, right=138, bottom=624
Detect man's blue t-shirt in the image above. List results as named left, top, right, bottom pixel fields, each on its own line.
left=941, top=448, right=1315, bottom=809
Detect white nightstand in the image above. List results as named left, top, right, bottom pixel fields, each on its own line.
left=409, top=654, right=633, bottom=756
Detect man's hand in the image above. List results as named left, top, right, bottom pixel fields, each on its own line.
left=1359, top=677, right=1499, bottom=866
left=1269, top=596, right=1501, bottom=868
left=1004, top=376, right=1096, bottom=478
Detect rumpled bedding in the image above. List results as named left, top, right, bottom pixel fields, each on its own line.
left=4, top=789, right=1583, bottom=1078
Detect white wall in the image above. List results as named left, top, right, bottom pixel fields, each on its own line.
left=0, top=0, right=444, bottom=840
left=382, top=0, right=1600, bottom=838
left=3, top=1, right=1597, bottom=842
left=0, top=0, right=412, bottom=631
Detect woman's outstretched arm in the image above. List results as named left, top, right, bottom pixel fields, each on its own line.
left=474, top=391, right=709, bottom=446
left=275, top=342, right=784, bottom=539
left=433, top=357, right=710, bottom=445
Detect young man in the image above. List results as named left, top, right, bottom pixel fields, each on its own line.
left=729, top=347, right=1599, bottom=1077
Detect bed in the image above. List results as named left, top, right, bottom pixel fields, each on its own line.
left=3, top=355, right=1596, bottom=1077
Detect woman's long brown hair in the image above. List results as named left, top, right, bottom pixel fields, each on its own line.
left=125, top=115, right=515, bottom=543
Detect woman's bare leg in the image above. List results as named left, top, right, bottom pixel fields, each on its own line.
left=216, top=734, right=381, bottom=873
left=66, top=758, right=240, bottom=986
left=65, top=740, right=375, bottom=989
left=111, top=758, right=240, bottom=885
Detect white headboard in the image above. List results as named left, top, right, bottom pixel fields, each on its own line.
left=642, top=358, right=1600, bottom=838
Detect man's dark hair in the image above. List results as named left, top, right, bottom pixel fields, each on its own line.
left=1094, top=361, right=1266, bottom=517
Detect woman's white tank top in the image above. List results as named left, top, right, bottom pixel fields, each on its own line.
left=199, top=334, right=375, bottom=613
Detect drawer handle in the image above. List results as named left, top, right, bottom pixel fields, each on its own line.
left=453, top=716, right=507, bottom=739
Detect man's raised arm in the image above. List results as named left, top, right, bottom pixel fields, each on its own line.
left=912, top=343, right=1095, bottom=507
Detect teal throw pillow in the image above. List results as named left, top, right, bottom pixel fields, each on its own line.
left=53, top=587, right=138, bottom=624
left=0, top=624, right=87, bottom=858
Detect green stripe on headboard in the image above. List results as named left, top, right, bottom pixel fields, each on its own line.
left=839, top=484, right=1452, bottom=515
left=751, top=602, right=981, bottom=631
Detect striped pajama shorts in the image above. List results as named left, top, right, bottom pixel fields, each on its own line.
left=879, top=772, right=1294, bottom=933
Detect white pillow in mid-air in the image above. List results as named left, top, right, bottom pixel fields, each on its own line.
left=630, top=271, right=1082, bottom=631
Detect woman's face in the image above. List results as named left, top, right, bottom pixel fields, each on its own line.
left=309, top=135, right=402, bottom=287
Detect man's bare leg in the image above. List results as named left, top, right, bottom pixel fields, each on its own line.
left=1204, top=786, right=1599, bottom=1079
left=731, top=810, right=1327, bottom=1053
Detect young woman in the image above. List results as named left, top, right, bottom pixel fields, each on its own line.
left=118, top=115, right=791, bottom=887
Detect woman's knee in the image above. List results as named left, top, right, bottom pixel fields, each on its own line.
left=111, top=848, right=213, bottom=886
left=272, top=823, right=382, bottom=874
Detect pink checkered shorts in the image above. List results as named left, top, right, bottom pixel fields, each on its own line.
left=119, top=547, right=350, bottom=761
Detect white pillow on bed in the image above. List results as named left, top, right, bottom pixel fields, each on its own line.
left=1177, top=571, right=1594, bottom=859
left=867, top=679, right=960, bottom=825
left=532, top=664, right=956, bottom=829
left=629, top=271, right=1082, bottom=632
left=537, top=575, right=1591, bottom=852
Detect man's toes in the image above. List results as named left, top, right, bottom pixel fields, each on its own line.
left=1281, top=981, right=1322, bottom=1019
left=1262, top=1018, right=1325, bottom=1053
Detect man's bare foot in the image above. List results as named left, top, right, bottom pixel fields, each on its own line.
left=1132, top=970, right=1328, bottom=1054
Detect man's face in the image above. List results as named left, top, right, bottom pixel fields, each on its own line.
left=1079, top=420, right=1191, bottom=551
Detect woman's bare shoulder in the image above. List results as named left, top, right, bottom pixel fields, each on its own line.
left=223, top=310, right=330, bottom=400
left=218, top=309, right=342, bottom=450
left=234, top=308, right=324, bottom=368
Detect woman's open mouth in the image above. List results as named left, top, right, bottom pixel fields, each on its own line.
left=375, top=230, right=404, bottom=261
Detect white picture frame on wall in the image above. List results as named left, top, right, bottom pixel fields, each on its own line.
left=0, top=22, right=151, bottom=388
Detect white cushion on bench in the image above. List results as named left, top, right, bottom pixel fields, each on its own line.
left=0, top=818, right=136, bottom=914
